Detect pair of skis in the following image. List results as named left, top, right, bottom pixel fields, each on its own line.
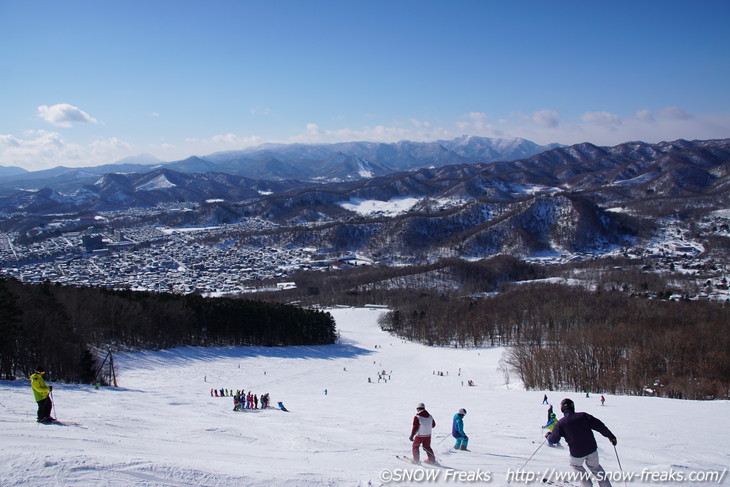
left=395, top=455, right=459, bottom=470
left=38, top=418, right=82, bottom=427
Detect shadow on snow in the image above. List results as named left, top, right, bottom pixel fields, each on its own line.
left=116, top=341, right=374, bottom=371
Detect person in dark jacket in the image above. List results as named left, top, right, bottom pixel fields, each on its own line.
left=547, top=398, right=617, bottom=487
left=409, top=402, right=436, bottom=464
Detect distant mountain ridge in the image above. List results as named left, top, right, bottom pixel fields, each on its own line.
left=0, top=136, right=561, bottom=187
left=0, top=138, right=727, bottom=214
left=0, top=137, right=728, bottom=261
left=0, top=165, right=28, bottom=178
left=193, top=136, right=562, bottom=181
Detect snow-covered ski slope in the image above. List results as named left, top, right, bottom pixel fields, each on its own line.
left=1, top=307, right=727, bottom=486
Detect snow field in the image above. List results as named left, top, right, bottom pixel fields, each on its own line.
left=0, top=307, right=727, bottom=486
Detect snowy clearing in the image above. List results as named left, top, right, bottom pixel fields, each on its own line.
left=338, top=197, right=421, bottom=216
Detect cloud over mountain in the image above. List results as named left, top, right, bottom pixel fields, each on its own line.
left=37, top=103, right=98, bottom=127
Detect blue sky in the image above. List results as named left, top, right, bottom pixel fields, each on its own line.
left=2, top=0, right=729, bottom=171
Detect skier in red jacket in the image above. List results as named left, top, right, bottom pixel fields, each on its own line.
left=409, top=402, right=437, bottom=465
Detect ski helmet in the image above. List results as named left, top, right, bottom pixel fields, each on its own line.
left=35, top=366, right=45, bottom=373
left=560, top=398, right=575, bottom=414
left=458, top=408, right=467, bottom=415
left=416, top=402, right=425, bottom=410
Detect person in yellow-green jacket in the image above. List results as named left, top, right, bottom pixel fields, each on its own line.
left=30, top=366, right=54, bottom=423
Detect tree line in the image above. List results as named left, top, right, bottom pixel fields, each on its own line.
left=219, top=254, right=729, bottom=400
left=0, top=277, right=336, bottom=383
left=378, top=283, right=729, bottom=400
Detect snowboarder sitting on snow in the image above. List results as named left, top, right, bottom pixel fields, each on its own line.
left=547, top=398, right=617, bottom=487
left=30, top=366, right=54, bottom=423
left=409, top=402, right=437, bottom=465
left=278, top=401, right=288, bottom=412
left=452, top=408, right=469, bottom=451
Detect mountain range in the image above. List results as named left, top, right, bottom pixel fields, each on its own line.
left=1, top=137, right=728, bottom=261
left=0, top=136, right=560, bottom=189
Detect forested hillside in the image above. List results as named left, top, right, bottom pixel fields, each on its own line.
left=378, top=284, right=729, bottom=400
left=0, top=278, right=336, bottom=382
left=248, top=255, right=729, bottom=401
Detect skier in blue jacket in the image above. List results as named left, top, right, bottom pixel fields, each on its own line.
left=547, top=398, right=617, bottom=487
left=452, top=408, right=469, bottom=451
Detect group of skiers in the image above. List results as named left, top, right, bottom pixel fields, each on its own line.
left=409, top=397, right=617, bottom=487
left=211, top=388, right=235, bottom=397
left=211, top=388, right=269, bottom=409
left=231, top=390, right=269, bottom=410
left=28, top=366, right=617, bottom=487
left=408, top=403, right=469, bottom=466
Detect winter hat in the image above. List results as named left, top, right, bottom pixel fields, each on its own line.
left=560, top=398, right=575, bottom=414
left=416, top=402, right=425, bottom=410
left=35, top=366, right=45, bottom=373
left=458, top=408, right=467, bottom=415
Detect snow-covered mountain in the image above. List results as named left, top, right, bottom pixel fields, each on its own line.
left=0, top=138, right=728, bottom=261
left=112, top=153, right=162, bottom=166
left=0, top=136, right=557, bottom=187
left=1, top=307, right=727, bottom=486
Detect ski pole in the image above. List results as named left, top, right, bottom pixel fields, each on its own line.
left=437, top=434, right=451, bottom=445
left=516, top=438, right=546, bottom=472
left=614, top=445, right=627, bottom=487
left=50, top=390, right=57, bottom=420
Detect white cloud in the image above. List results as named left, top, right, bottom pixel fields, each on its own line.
left=286, top=120, right=452, bottom=145
left=0, top=130, right=132, bottom=171
left=635, top=109, right=655, bottom=122
left=37, top=103, right=99, bottom=127
left=659, top=106, right=691, bottom=120
left=581, top=111, right=622, bottom=126
left=456, top=112, right=488, bottom=131
left=250, top=106, right=271, bottom=116
left=455, top=112, right=505, bottom=137
left=209, top=133, right=263, bottom=146
left=0, top=134, right=21, bottom=148
left=305, top=123, right=323, bottom=136
left=171, top=133, right=265, bottom=158
left=90, top=137, right=131, bottom=153
left=409, top=119, right=433, bottom=130
left=531, top=109, right=560, bottom=128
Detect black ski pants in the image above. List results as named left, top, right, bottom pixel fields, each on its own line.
left=36, top=397, right=52, bottom=420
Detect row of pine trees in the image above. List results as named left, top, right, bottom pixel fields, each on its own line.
left=0, top=278, right=336, bottom=382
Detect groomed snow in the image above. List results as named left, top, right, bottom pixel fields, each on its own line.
left=1, top=307, right=727, bottom=486
left=338, top=198, right=421, bottom=217
left=136, top=174, right=177, bottom=191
